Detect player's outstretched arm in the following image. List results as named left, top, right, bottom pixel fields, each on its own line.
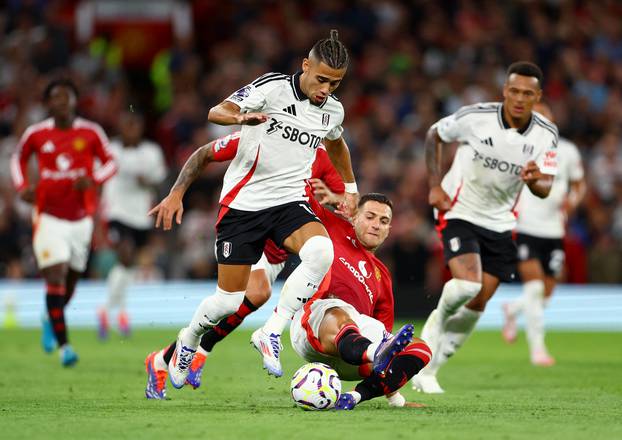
left=424, top=126, right=452, bottom=211
left=149, top=143, right=216, bottom=230
left=521, top=160, right=553, bottom=198
left=208, top=101, right=269, bottom=126
left=323, top=136, right=358, bottom=218
left=309, top=178, right=344, bottom=207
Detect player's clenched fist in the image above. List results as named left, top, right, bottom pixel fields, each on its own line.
left=428, top=185, right=451, bottom=211
left=520, top=160, right=543, bottom=184
left=149, top=191, right=184, bottom=230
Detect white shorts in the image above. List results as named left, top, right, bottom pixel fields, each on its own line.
left=33, top=213, right=94, bottom=271
left=290, top=298, right=389, bottom=381
left=250, top=253, right=285, bottom=286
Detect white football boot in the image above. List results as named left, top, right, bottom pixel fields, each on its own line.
left=168, top=328, right=198, bottom=389
left=250, top=328, right=283, bottom=377
left=411, top=372, right=445, bottom=394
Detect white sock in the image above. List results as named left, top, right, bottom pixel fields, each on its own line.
left=437, top=278, right=482, bottom=323
left=425, top=306, right=481, bottom=375
left=506, top=294, right=526, bottom=318
left=263, top=236, right=333, bottom=335
left=106, top=264, right=133, bottom=310
left=523, top=280, right=546, bottom=353
left=365, top=340, right=382, bottom=362
left=154, top=350, right=168, bottom=370
left=349, top=390, right=362, bottom=404
left=186, top=287, right=245, bottom=345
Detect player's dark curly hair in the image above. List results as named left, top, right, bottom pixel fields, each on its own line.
left=43, top=78, right=79, bottom=101
left=309, top=29, right=349, bottom=69
left=358, top=193, right=393, bottom=211
left=507, top=61, right=543, bottom=86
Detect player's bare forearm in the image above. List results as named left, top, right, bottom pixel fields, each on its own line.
left=527, top=175, right=554, bottom=198
left=569, top=179, right=587, bottom=208
left=170, top=144, right=214, bottom=195
left=424, top=127, right=443, bottom=187
left=208, top=101, right=243, bottom=125
left=208, top=101, right=268, bottom=126
left=323, top=137, right=355, bottom=184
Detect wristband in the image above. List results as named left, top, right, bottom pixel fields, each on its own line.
left=344, top=182, right=358, bottom=194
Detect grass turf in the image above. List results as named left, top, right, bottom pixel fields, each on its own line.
left=1, top=327, right=620, bottom=440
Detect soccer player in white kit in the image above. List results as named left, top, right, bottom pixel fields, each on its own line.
left=98, top=109, right=167, bottom=339
left=502, top=103, right=586, bottom=366
left=412, top=62, right=559, bottom=393
left=148, top=30, right=359, bottom=388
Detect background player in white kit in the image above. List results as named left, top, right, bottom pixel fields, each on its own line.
left=148, top=30, right=359, bottom=388
left=502, top=103, right=586, bottom=366
left=412, top=62, right=559, bottom=393
left=98, top=109, right=167, bottom=339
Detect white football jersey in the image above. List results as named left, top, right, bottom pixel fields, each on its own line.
left=102, top=140, right=167, bottom=229
left=516, top=137, right=583, bottom=238
left=220, top=72, right=344, bottom=211
left=437, top=102, right=558, bottom=233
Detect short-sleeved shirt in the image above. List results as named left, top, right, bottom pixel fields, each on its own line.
left=516, top=137, right=584, bottom=238
left=219, top=72, right=345, bottom=211
left=102, top=139, right=167, bottom=230
left=211, top=131, right=345, bottom=265
left=437, top=103, right=558, bottom=233
left=11, top=117, right=116, bottom=220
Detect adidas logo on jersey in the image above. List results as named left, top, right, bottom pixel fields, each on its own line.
left=282, top=104, right=297, bottom=116
left=480, top=137, right=493, bottom=147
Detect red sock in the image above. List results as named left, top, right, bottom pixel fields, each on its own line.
left=46, top=284, right=67, bottom=346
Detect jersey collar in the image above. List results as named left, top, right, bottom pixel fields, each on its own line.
left=291, top=71, right=328, bottom=108
left=498, top=105, right=534, bottom=135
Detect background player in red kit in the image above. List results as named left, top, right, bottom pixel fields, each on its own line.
left=11, top=79, right=117, bottom=367
left=144, top=131, right=345, bottom=398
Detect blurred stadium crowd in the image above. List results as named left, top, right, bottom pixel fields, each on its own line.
left=1, top=0, right=621, bottom=300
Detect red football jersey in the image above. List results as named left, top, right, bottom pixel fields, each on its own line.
left=309, top=197, right=395, bottom=332
left=211, top=132, right=345, bottom=265
left=12, top=117, right=117, bottom=220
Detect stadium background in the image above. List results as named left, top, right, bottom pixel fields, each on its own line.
left=1, top=2, right=621, bottom=439
left=0, top=0, right=621, bottom=322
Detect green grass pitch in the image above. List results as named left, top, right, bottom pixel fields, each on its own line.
left=1, top=327, right=620, bottom=440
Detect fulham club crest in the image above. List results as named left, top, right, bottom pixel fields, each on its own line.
left=222, top=241, right=232, bottom=258
left=322, top=113, right=330, bottom=127
left=449, top=237, right=461, bottom=253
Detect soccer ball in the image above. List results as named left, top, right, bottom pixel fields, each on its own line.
left=290, top=362, right=341, bottom=410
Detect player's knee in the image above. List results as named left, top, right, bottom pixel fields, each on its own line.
left=454, top=278, right=482, bottom=299
left=299, top=235, right=334, bottom=274
left=246, top=280, right=272, bottom=307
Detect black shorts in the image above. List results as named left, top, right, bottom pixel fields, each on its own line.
left=215, top=201, right=321, bottom=265
left=441, top=219, right=517, bottom=282
left=107, top=220, right=149, bottom=249
left=516, top=233, right=565, bottom=277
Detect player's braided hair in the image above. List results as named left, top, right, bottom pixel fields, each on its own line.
left=359, top=193, right=393, bottom=211
left=309, top=29, right=349, bottom=69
